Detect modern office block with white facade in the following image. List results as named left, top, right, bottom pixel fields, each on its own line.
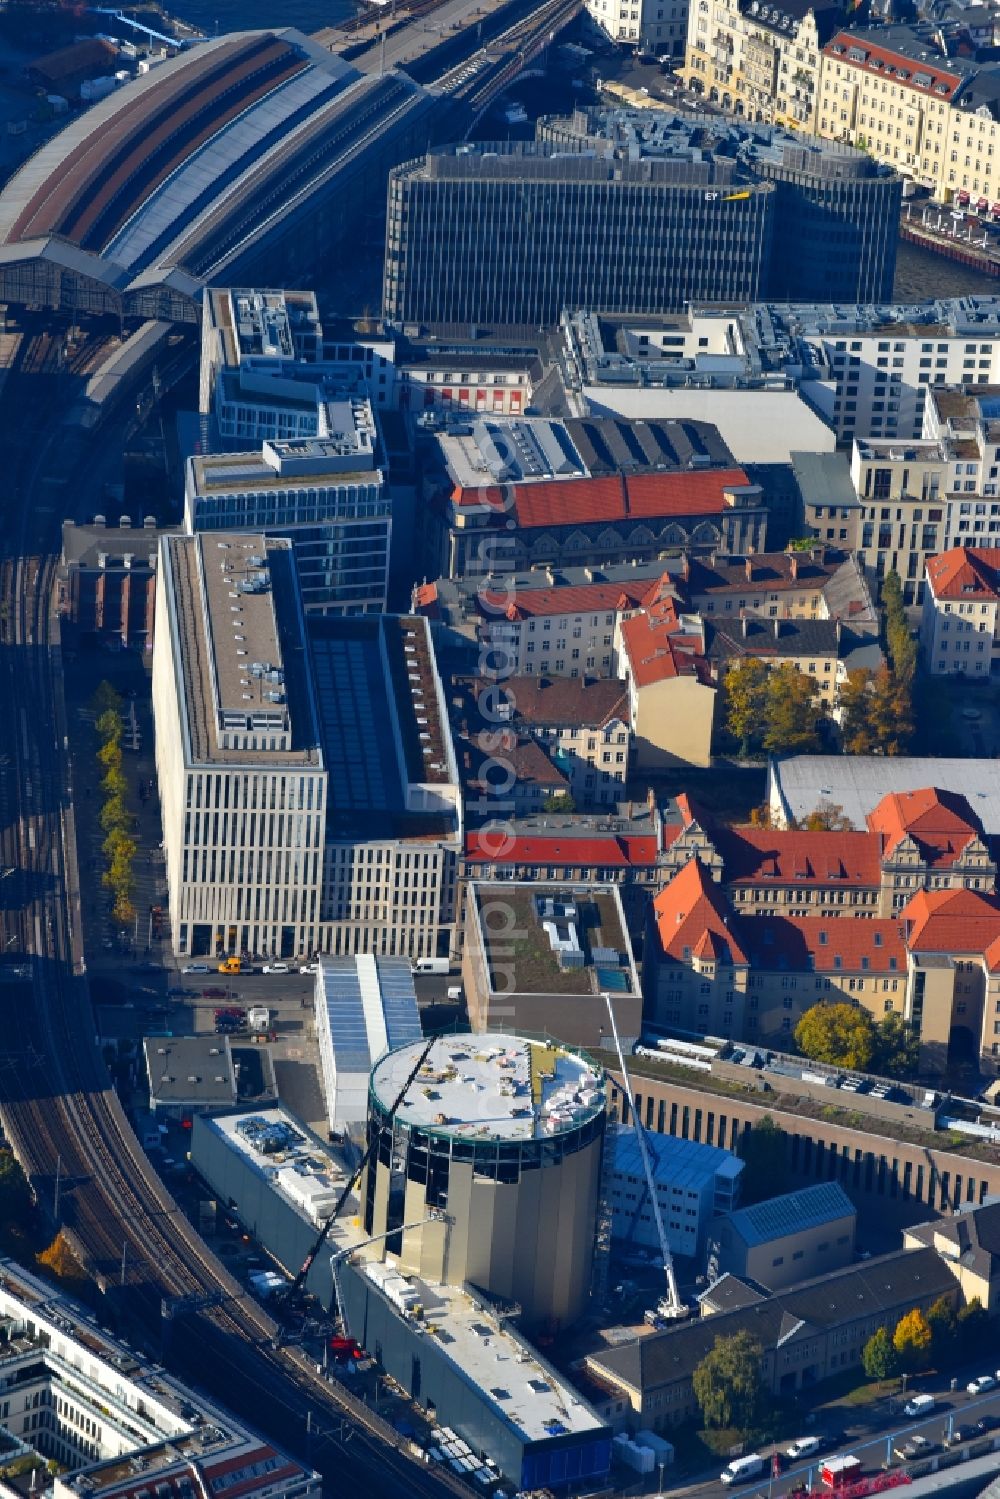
left=185, top=427, right=390, bottom=615
left=314, top=954, right=422, bottom=1130
left=154, top=543, right=462, bottom=959
left=608, top=1124, right=743, bottom=1259
left=152, top=532, right=328, bottom=960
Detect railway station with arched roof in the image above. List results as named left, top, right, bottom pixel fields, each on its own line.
left=0, top=29, right=433, bottom=323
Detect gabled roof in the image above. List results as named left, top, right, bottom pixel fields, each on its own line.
left=619, top=604, right=712, bottom=689
left=485, top=578, right=654, bottom=621
left=651, top=857, right=747, bottom=965
left=823, top=29, right=965, bottom=102
left=925, top=546, right=1000, bottom=602
left=721, top=1182, right=855, bottom=1249
left=901, top=885, right=1000, bottom=956
left=451, top=468, right=752, bottom=528
left=867, top=787, right=985, bottom=867
left=684, top=548, right=845, bottom=597
left=716, top=827, right=882, bottom=887
left=464, top=831, right=659, bottom=867
left=906, top=1200, right=1000, bottom=1280
left=493, top=675, right=630, bottom=729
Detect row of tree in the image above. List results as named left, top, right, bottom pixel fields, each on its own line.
left=93, top=682, right=136, bottom=931
left=690, top=1298, right=990, bottom=1440
left=862, top=1296, right=988, bottom=1380
left=794, top=1001, right=920, bottom=1078
left=839, top=572, right=916, bottom=755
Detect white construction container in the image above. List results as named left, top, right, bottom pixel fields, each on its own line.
left=635, top=1430, right=674, bottom=1464
left=81, top=76, right=118, bottom=102
left=248, top=1006, right=271, bottom=1032
left=613, top=1434, right=655, bottom=1475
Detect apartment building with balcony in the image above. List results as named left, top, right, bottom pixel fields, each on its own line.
left=683, top=0, right=843, bottom=131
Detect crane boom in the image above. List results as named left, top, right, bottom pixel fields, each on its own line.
left=601, top=994, right=684, bottom=1318
left=284, top=1034, right=436, bottom=1302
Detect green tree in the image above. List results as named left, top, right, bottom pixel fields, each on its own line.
left=866, top=664, right=913, bottom=755
left=542, top=792, right=575, bottom=813
left=101, top=765, right=127, bottom=800
left=103, top=827, right=135, bottom=863
left=926, top=1294, right=956, bottom=1359
left=95, top=708, right=122, bottom=744
left=956, top=1297, right=988, bottom=1358
left=762, top=663, right=819, bottom=755
left=724, top=658, right=769, bottom=756
left=874, top=1012, right=919, bottom=1078
left=91, top=681, right=122, bottom=717
left=893, top=1307, right=933, bottom=1371
left=882, top=571, right=917, bottom=685
left=99, top=795, right=130, bottom=834
left=861, top=1326, right=897, bottom=1381
left=840, top=668, right=877, bottom=754
left=794, top=1002, right=876, bottom=1070
left=97, top=738, right=122, bottom=774
left=692, top=1330, right=765, bottom=1432
left=737, top=1116, right=789, bottom=1204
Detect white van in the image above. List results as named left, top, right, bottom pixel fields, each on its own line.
left=413, top=957, right=450, bottom=975
left=721, top=1454, right=764, bottom=1486
left=904, top=1394, right=936, bottom=1418
left=786, top=1437, right=822, bottom=1461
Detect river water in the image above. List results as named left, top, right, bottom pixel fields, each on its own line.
left=893, top=236, right=998, bottom=301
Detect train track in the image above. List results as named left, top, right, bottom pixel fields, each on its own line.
left=0, top=319, right=464, bottom=1498
left=434, top=0, right=581, bottom=112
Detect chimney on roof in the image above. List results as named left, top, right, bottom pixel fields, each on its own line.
left=789, top=553, right=799, bottom=580
left=811, top=542, right=825, bottom=563
left=585, top=567, right=596, bottom=582
left=836, top=618, right=842, bottom=645
left=741, top=611, right=749, bottom=639
left=773, top=617, right=781, bottom=640
left=681, top=550, right=690, bottom=581
left=545, top=567, right=556, bottom=585
left=745, top=557, right=754, bottom=582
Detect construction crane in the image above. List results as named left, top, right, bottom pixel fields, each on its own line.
left=602, top=992, right=687, bottom=1321
left=329, top=1213, right=441, bottom=1339
left=278, top=1034, right=436, bottom=1306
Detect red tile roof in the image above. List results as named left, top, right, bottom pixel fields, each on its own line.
left=496, top=675, right=630, bottom=728
left=901, top=886, right=1000, bottom=954
left=744, top=914, right=906, bottom=973
left=452, top=468, right=751, bottom=528
left=465, top=831, right=659, bottom=867
left=823, top=31, right=964, bottom=100
left=651, top=857, right=747, bottom=964
left=925, top=546, right=1000, bottom=602
left=488, top=578, right=657, bottom=621
left=717, top=827, right=883, bottom=887
left=619, top=602, right=711, bottom=689
left=867, top=787, right=983, bottom=867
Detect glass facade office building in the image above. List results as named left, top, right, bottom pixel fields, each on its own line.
left=384, top=113, right=900, bottom=326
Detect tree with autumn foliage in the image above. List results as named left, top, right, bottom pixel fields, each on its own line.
left=37, top=1231, right=85, bottom=1284
left=762, top=663, right=819, bottom=754
left=795, top=1001, right=875, bottom=1070
left=893, top=1307, right=933, bottom=1371
left=724, top=658, right=769, bottom=756
left=840, top=665, right=912, bottom=755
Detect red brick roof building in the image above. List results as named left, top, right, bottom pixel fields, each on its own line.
left=921, top=546, right=1000, bottom=678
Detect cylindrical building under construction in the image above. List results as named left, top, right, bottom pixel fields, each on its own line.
left=361, top=1034, right=606, bottom=1329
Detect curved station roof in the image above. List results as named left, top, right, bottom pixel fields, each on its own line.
left=0, top=30, right=430, bottom=321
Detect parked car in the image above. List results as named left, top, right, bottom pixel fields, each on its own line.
left=182, top=963, right=210, bottom=974
left=976, top=1414, right=1000, bottom=1434
left=167, top=986, right=187, bottom=996
left=262, top=962, right=290, bottom=974
left=299, top=962, right=319, bottom=974
left=967, top=1375, right=997, bottom=1395
left=202, top=987, right=228, bottom=999
left=943, top=1425, right=976, bottom=1448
